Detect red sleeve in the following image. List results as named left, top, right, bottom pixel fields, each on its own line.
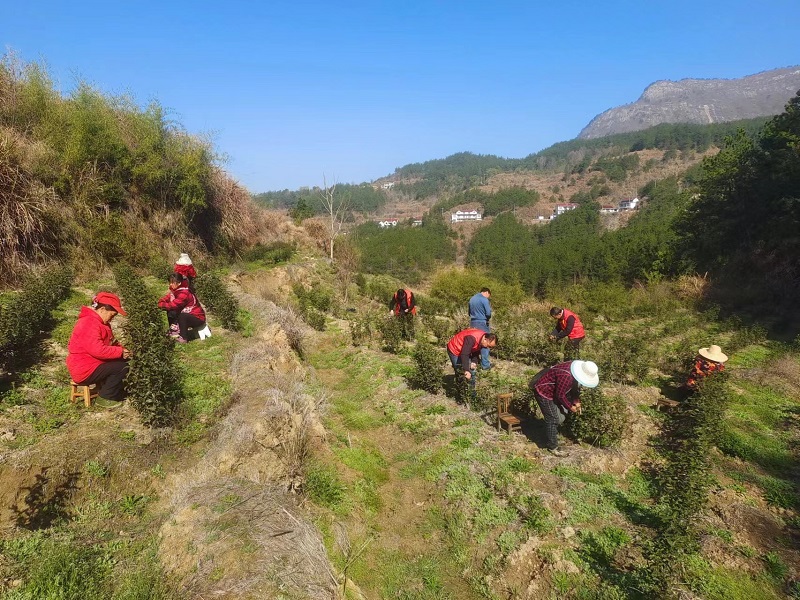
left=158, top=288, right=190, bottom=311
left=79, top=320, right=124, bottom=361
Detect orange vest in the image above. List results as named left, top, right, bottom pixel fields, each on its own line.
left=559, top=309, right=585, bottom=340
left=447, top=328, right=486, bottom=356
left=393, top=289, right=417, bottom=315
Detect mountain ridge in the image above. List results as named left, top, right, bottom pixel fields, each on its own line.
left=579, top=65, right=800, bottom=139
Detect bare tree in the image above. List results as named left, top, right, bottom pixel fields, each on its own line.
left=319, top=175, right=349, bottom=261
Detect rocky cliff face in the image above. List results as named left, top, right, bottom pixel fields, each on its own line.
left=578, top=66, right=800, bottom=139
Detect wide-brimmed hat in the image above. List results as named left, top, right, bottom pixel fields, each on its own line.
left=176, top=253, right=193, bottom=266
left=698, top=345, right=728, bottom=363
left=570, top=360, right=599, bottom=388
left=95, top=292, right=127, bottom=316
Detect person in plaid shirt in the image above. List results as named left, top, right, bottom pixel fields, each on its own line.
left=530, top=360, right=599, bottom=457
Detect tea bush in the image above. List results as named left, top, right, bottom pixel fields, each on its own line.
left=349, top=312, right=373, bottom=346
left=408, top=343, right=444, bottom=394
left=377, top=316, right=406, bottom=354
left=421, top=314, right=454, bottom=344
left=567, top=387, right=627, bottom=447
left=644, top=373, right=730, bottom=594
left=598, top=334, right=649, bottom=384
left=0, top=266, right=73, bottom=371
left=113, top=264, right=182, bottom=426
left=727, top=324, right=768, bottom=353
left=194, top=272, right=241, bottom=331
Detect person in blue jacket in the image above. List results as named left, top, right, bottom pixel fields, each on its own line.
left=468, top=288, right=493, bottom=369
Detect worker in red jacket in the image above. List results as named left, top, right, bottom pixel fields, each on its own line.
left=446, top=328, right=498, bottom=384
left=549, top=306, right=586, bottom=357
left=66, top=292, right=131, bottom=409
left=158, top=273, right=207, bottom=343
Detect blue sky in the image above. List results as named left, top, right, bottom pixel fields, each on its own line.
left=3, top=0, right=799, bottom=192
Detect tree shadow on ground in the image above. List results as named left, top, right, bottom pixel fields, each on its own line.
left=12, top=467, right=80, bottom=530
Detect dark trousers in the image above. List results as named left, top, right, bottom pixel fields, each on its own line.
left=78, top=359, right=129, bottom=401
left=167, top=310, right=180, bottom=327
left=564, top=336, right=584, bottom=360
left=534, top=393, right=566, bottom=450
left=178, top=313, right=205, bottom=340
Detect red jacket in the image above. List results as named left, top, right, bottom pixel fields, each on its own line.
left=174, top=264, right=197, bottom=280
left=391, top=289, right=417, bottom=316
left=447, top=329, right=486, bottom=356
left=66, top=306, right=125, bottom=383
left=555, top=309, right=585, bottom=340
left=158, top=282, right=206, bottom=321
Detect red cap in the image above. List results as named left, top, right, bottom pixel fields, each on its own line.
left=95, top=291, right=127, bottom=316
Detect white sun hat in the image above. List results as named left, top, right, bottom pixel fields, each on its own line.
left=570, top=360, right=599, bottom=388
left=176, top=253, right=193, bottom=266
left=698, top=345, right=728, bottom=363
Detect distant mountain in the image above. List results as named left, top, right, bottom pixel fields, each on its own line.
left=579, top=66, right=800, bottom=139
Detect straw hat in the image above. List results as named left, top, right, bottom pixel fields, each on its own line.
left=570, top=360, right=599, bottom=388
left=176, top=253, right=193, bottom=266
left=698, top=345, right=728, bottom=363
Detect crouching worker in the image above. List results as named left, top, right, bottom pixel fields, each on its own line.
left=158, top=273, right=207, bottom=343
left=389, top=288, right=417, bottom=340
left=66, top=292, right=131, bottom=409
left=530, top=359, right=599, bottom=457
left=548, top=306, right=586, bottom=358
left=446, top=328, right=498, bottom=401
left=684, top=344, right=727, bottom=392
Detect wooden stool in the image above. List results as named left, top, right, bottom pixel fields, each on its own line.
left=69, top=380, right=98, bottom=407
left=496, top=392, right=521, bottom=433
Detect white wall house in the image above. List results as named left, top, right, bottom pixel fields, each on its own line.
left=618, top=197, right=640, bottom=210
left=377, top=219, right=399, bottom=228
left=600, top=205, right=618, bottom=214
left=451, top=210, right=483, bottom=223
left=553, top=203, right=579, bottom=217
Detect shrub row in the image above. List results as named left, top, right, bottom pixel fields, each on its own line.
left=113, top=264, right=182, bottom=426
left=644, top=373, right=730, bottom=595
left=195, top=272, right=242, bottom=331
left=0, top=266, right=73, bottom=371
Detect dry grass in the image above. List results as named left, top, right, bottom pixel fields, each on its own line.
left=675, top=273, right=710, bottom=301
left=0, top=128, right=59, bottom=284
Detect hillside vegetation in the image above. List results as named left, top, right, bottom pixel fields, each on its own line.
left=0, top=55, right=799, bottom=600
left=0, top=54, right=269, bottom=285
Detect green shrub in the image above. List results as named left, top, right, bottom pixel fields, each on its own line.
left=408, top=343, right=444, bottom=394
left=421, top=314, right=454, bottom=344
left=194, top=272, right=241, bottom=331
left=567, top=387, right=627, bottom=447
left=727, top=324, right=768, bottom=352
left=304, top=307, right=326, bottom=331
left=349, top=312, right=373, bottom=346
left=243, top=241, right=296, bottom=264
left=377, top=316, right=406, bottom=354
left=644, top=373, right=730, bottom=594
left=517, top=494, right=553, bottom=534
left=0, top=266, right=73, bottom=371
left=598, top=334, right=649, bottom=384
left=113, top=264, right=182, bottom=426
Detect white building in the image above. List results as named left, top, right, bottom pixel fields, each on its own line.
left=553, top=203, right=579, bottom=217
left=600, top=205, right=619, bottom=214
left=451, top=210, right=483, bottom=223
left=382, top=182, right=395, bottom=189
left=618, top=197, right=640, bottom=210
left=377, top=219, right=399, bottom=228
